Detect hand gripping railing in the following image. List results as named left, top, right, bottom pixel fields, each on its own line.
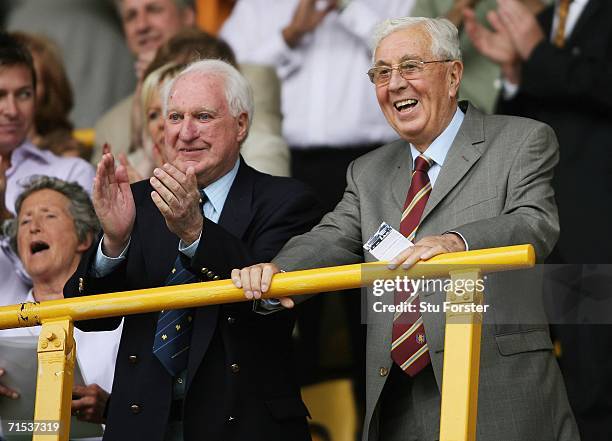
left=0, top=244, right=535, bottom=441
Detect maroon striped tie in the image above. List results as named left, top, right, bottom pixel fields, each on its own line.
left=391, top=154, right=433, bottom=376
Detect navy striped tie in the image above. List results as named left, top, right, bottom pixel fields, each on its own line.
left=152, top=190, right=206, bottom=376
left=152, top=255, right=199, bottom=376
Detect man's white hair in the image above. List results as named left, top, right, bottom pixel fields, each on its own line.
left=371, top=17, right=462, bottom=63
left=162, top=59, right=254, bottom=126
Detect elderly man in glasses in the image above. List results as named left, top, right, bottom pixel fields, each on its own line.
left=233, top=16, right=579, bottom=441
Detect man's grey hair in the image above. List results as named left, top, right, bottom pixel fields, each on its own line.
left=162, top=59, right=254, bottom=126
left=3, top=176, right=100, bottom=254
left=371, top=17, right=462, bottom=63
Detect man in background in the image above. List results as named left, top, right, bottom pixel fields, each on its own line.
left=465, top=1, right=612, bottom=438
left=93, top=0, right=195, bottom=161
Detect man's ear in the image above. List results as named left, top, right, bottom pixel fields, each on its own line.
left=182, top=7, right=196, bottom=27
left=448, top=60, right=464, bottom=99
left=76, top=232, right=95, bottom=253
left=236, top=112, right=249, bottom=144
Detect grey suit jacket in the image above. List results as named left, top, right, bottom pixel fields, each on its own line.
left=274, top=103, right=579, bottom=441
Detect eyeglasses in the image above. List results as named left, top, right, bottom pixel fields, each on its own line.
left=367, top=59, right=453, bottom=85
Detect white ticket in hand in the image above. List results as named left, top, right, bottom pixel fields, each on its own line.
left=364, top=222, right=413, bottom=262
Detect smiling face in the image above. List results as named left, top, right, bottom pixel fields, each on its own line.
left=17, top=189, right=91, bottom=286
left=0, top=65, right=35, bottom=155
left=119, top=0, right=195, bottom=57
left=373, top=25, right=463, bottom=152
left=163, top=72, right=248, bottom=187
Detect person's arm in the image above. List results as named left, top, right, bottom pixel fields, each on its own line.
left=191, top=179, right=321, bottom=278
left=220, top=0, right=333, bottom=79
left=64, top=152, right=135, bottom=331
left=453, top=123, right=559, bottom=261
left=336, top=1, right=415, bottom=48
left=232, top=158, right=367, bottom=305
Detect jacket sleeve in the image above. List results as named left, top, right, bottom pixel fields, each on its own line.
left=452, top=123, right=560, bottom=262
left=189, top=181, right=321, bottom=279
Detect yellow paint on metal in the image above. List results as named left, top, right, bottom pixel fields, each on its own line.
left=32, top=318, right=75, bottom=441
left=0, top=245, right=536, bottom=440
left=0, top=245, right=535, bottom=331
left=439, top=269, right=484, bottom=441
left=72, top=129, right=94, bottom=148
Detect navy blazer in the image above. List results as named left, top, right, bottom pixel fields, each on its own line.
left=65, top=161, right=321, bottom=441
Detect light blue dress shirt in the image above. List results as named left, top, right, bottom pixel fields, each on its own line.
left=408, top=106, right=464, bottom=187
left=408, top=107, right=468, bottom=249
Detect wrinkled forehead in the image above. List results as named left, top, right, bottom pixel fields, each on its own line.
left=170, top=71, right=221, bottom=96
left=374, top=25, right=433, bottom=64
left=19, top=190, right=70, bottom=217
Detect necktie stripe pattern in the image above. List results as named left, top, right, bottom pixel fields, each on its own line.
left=391, top=154, right=433, bottom=377
left=554, top=0, right=572, bottom=48
left=152, top=190, right=206, bottom=376
left=152, top=256, right=199, bottom=376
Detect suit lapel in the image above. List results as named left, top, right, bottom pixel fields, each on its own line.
left=187, top=160, right=255, bottom=389
left=420, top=103, right=485, bottom=224
left=390, top=140, right=414, bottom=212
left=566, top=0, right=601, bottom=45
left=137, top=184, right=179, bottom=283
left=216, top=159, right=255, bottom=238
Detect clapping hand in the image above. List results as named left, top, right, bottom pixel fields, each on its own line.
left=150, top=164, right=203, bottom=245
left=282, top=0, right=337, bottom=47
left=497, top=0, right=545, bottom=60
left=93, top=146, right=136, bottom=257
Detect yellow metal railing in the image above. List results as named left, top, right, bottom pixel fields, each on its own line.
left=72, top=128, right=94, bottom=149
left=0, top=244, right=535, bottom=441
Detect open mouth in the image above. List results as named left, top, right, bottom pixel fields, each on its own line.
left=394, top=99, right=418, bottom=112
left=30, top=241, right=50, bottom=255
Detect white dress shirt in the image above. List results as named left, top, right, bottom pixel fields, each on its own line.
left=409, top=107, right=465, bottom=187
left=551, top=0, right=589, bottom=41
left=220, top=0, right=414, bottom=148
left=410, top=107, right=469, bottom=249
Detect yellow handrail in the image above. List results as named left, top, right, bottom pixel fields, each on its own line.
left=0, top=245, right=533, bottom=330
left=0, top=244, right=536, bottom=441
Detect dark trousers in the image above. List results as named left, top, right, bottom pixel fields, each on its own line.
left=377, top=364, right=440, bottom=441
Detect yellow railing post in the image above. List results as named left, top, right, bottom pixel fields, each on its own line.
left=439, top=269, right=484, bottom=441
left=32, top=318, right=75, bottom=441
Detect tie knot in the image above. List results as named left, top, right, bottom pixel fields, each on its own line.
left=414, top=155, right=432, bottom=173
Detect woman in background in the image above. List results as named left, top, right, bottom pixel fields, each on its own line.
left=0, top=176, right=122, bottom=433
left=11, top=32, right=87, bottom=158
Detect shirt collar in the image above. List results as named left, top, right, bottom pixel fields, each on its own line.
left=409, top=106, right=464, bottom=167
left=7, top=141, right=51, bottom=175
left=201, top=158, right=240, bottom=216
